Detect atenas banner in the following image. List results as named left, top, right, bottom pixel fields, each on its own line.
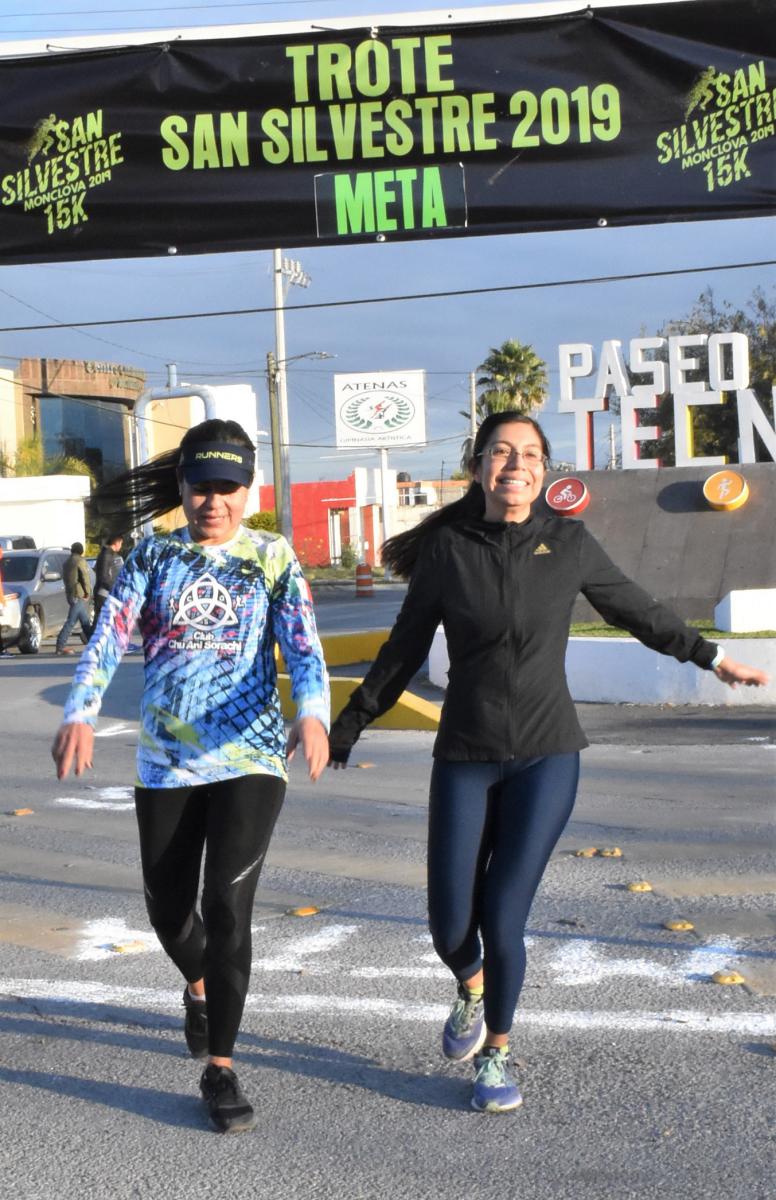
left=0, top=0, right=774, bottom=264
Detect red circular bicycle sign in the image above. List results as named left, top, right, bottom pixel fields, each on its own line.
left=545, top=477, right=590, bottom=515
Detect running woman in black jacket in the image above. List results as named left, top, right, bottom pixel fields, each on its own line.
left=328, top=411, right=768, bottom=1115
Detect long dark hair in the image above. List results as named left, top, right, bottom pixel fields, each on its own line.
left=90, top=418, right=256, bottom=529
left=381, top=412, right=551, bottom=579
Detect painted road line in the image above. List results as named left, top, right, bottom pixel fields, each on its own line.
left=56, top=785, right=135, bottom=811
left=93, top=723, right=135, bottom=738
left=86, top=786, right=134, bottom=800
left=75, top=918, right=160, bottom=962
left=56, top=917, right=756, bottom=990
left=253, top=924, right=359, bottom=970
left=56, top=797, right=135, bottom=811
left=547, top=937, right=741, bottom=987
left=2, top=979, right=775, bottom=1036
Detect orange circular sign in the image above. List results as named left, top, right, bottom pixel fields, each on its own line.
left=702, top=469, right=749, bottom=511
left=545, top=477, right=590, bottom=516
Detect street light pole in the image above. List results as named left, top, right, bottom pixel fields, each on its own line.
left=272, top=249, right=293, bottom=541
left=266, top=350, right=285, bottom=531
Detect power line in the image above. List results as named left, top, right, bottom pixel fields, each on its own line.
left=1, top=259, right=774, bottom=334
left=0, top=283, right=174, bottom=363
left=0, top=0, right=338, bottom=16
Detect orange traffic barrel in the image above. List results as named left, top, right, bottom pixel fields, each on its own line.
left=355, top=562, right=373, bottom=597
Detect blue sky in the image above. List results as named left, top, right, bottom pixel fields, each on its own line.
left=0, top=0, right=773, bottom=484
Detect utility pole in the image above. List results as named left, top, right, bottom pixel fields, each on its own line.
left=266, top=350, right=285, bottom=529
left=608, top=421, right=618, bottom=469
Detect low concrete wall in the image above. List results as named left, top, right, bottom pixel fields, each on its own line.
left=429, top=628, right=776, bottom=707
left=539, top=463, right=776, bottom=623
left=0, top=474, right=90, bottom=548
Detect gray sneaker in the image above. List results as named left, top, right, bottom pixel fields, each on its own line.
left=471, top=1046, right=523, bottom=1113
left=442, top=982, right=486, bottom=1061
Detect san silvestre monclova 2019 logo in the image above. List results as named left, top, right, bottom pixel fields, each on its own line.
left=2, top=110, right=124, bottom=237
left=656, top=60, right=775, bottom=194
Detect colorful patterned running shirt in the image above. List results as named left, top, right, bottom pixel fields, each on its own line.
left=63, top=527, right=330, bottom=788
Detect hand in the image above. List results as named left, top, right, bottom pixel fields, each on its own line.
left=51, top=722, right=94, bottom=779
left=714, top=657, right=770, bottom=690
left=286, top=716, right=329, bottom=782
left=327, top=748, right=350, bottom=771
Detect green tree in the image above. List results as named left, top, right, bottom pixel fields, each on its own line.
left=473, top=339, right=548, bottom=419
left=649, top=287, right=776, bottom=464
left=4, top=435, right=94, bottom=482
left=243, top=510, right=278, bottom=533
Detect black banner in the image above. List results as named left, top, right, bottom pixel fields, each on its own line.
left=0, top=0, right=774, bottom=264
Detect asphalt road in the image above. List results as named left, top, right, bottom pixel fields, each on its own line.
left=0, top=648, right=774, bottom=1200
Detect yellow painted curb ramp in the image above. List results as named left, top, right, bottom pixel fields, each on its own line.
left=276, top=629, right=441, bottom=731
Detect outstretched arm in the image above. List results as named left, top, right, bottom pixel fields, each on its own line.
left=713, top=655, right=770, bottom=689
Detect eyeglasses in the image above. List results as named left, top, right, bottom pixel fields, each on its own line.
left=481, top=443, right=547, bottom=466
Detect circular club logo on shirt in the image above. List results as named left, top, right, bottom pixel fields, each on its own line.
left=545, top=477, right=590, bottom=516
left=172, top=572, right=239, bottom=632
left=702, top=469, right=749, bottom=511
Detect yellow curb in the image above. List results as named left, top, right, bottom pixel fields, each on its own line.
left=276, top=674, right=441, bottom=731
left=321, top=630, right=391, bottom=667
left=277, top=629, right=391, bottom=670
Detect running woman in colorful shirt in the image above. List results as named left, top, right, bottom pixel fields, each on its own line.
left=52, top=419, right=330, bottom=1134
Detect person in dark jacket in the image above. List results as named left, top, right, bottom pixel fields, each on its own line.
left=328, top=411, right=768, bottom=1115
left=55, top=542, right=92, bottom=655
left=91, top=533, right=124, bottom=630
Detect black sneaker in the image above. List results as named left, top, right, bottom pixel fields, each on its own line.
left=199, top=1065, right=257, bottom=1133
left=182, top=987, right=208, bottom=1059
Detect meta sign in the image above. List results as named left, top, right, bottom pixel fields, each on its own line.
left=558, top=332, right=776, bottom=470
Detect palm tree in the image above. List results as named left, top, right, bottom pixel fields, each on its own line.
left=458, top=339, right=549, bottom=470
left=474, top=339, right=548, bottom=418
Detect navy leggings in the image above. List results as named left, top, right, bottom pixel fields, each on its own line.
left=428, top=753, right=580, bottom=1035
left=135, top=774, right=285, bottom=1058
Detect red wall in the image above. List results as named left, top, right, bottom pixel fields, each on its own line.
left=259, top=476, right=355, bottom=566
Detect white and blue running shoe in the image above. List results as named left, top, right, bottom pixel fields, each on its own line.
left=442, top=982, right=486, bottom=1061
left=471, top=1046, right=523, bottom=1113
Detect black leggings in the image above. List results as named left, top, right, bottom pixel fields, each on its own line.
left=135, top=774, right=285, bottom=1058
left=428, top=753, right=579, bottom=1035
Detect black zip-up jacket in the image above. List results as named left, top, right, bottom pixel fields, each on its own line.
left=329, top=514, right=718, bottom=762
left=94, top=545, right=123, bottom=598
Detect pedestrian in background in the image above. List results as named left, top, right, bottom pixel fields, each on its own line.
left=328, top=410, right=768, bottom=1115
left=52, top=418, right=330, bottom=1133
left=91, top=532, right=124, bottom=630
left=55, top=541, right=92, bottom=655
